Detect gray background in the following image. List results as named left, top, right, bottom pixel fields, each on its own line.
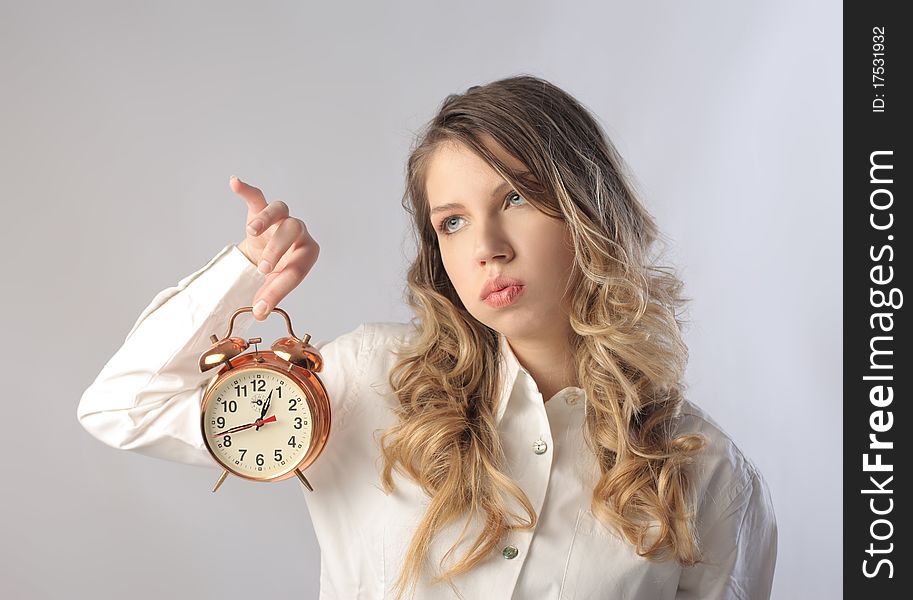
left=1, top=1, right=840, bottom=598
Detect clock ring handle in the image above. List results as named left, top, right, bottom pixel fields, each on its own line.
left=223, top=305, right=307, bottom=344
left=199, top=305, right=321, bottom=373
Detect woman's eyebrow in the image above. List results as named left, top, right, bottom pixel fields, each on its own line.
left=430, top=178, right=524, bottom=216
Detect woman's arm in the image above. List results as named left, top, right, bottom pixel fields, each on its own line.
left=76, top=243, right=266, bottom=467
left=675, top=465, right=779, bottom=599
left=78, top=176, right=323, bottom=467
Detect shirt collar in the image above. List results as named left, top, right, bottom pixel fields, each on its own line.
left=495, top=332, right=523, bottom=425
left=495, top=331, right=585, bottom=426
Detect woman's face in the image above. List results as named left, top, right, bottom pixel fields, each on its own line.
left=425, top=135, right=576, bottom=342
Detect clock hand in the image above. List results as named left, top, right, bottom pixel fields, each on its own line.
left=256, top=390, right=273, bottom=431
left=212, top=415, right=277, bottom=438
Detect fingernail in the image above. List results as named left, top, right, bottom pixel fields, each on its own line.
left=254, top=300, right=268, bottom=315
left=230, top=175, right=240, bottom=182
left=247, top=220, right=262, bottom=235
left=258, top=260, right=272, bottom=274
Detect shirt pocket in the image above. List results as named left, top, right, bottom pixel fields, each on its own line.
left=559, top=508, right=681, bottom=600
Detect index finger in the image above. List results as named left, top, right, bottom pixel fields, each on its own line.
left=229, top=175, right=268, bottom=217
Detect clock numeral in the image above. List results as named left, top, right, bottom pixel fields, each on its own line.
left=216, top=417, right=225, bottom=428
left=288, top=399, right=299, bottom=411
left=274, top=450, right=283, bottom=462
left=253, top=379, right=266, bottom=392
left=287, top=436, right=296, bottom=447
left=239, top=449, right=247, bottom=461
left=234, top=384, right=247, bottom=397
left=220, top=400, right=238, bottom=413
left=223, top=435, right=232, bottom=447
left=294, top=417, right=302, bottom=429
left=256, top=453, right=264, bottom=467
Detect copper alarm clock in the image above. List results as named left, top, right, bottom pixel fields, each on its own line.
left=198, top=306, right=330, bottom=494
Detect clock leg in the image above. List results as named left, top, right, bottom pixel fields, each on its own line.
left=295, top=468, right=314, bottom=492
left=211, top=469, right=229, bottom=493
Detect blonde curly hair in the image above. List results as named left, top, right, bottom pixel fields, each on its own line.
left=378, top=74, right=708, bottom=600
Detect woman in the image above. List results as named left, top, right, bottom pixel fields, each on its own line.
left=78, top=75, right=777, bottom=599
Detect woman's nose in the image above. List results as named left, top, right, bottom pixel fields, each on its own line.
left=473, top=223, right=514, bottom=265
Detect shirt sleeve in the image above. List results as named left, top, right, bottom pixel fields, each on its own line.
left=675, top=464, right=779, bottom=600
left=76, top=243, right=267, bottom=468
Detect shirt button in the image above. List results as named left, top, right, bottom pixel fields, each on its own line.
left=502, top=545, right=519, bottom=560
left=533, top=439, right=548, bottom=454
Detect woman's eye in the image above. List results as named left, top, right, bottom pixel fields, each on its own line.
left=440, top=216, right=464, bottom=234
left=507, top=191, right=527, bottom=206
left=437, top=190, right=527, bottom=236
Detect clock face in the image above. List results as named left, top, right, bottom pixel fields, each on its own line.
left=203, top=367, right=313, bottom=478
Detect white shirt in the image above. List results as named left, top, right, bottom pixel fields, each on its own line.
left=77, top=243, right=778, bottom=599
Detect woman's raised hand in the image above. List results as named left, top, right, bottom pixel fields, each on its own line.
left=231, top=176, right=320, bottom=321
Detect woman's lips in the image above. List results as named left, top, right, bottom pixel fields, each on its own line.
left=480, top=276, right=525, bottom=300
left=482, top=285, right=525, bottom=308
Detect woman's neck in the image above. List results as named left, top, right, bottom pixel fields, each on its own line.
left=504, top=329, right=579, bottom=402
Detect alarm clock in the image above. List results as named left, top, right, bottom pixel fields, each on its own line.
left=198, top=306, right=330, bottom=494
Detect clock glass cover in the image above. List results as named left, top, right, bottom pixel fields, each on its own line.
left=204, top=367, right=313, bottom=478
